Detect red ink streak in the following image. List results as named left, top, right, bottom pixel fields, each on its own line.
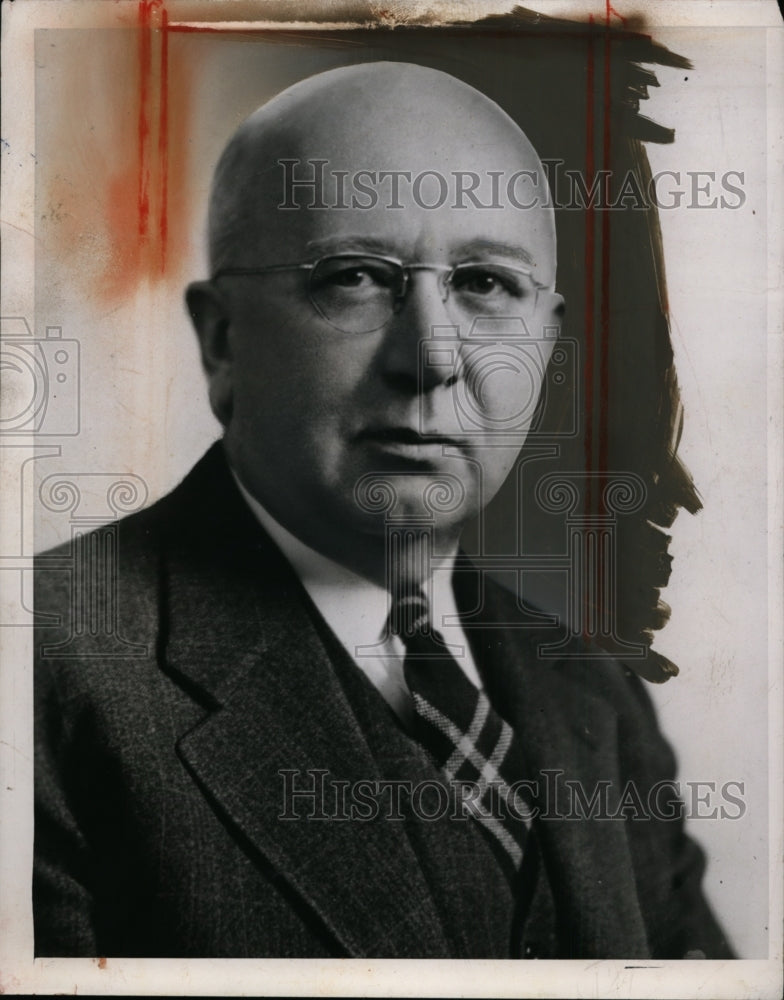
left=100, top=0, right=177, bottom=299
left=581, top=15, right=597, bottom=637
left=606, top=0, right=628, bottom=27
left=584, top=15, right=596, bottom=517
left=137, top=1, right=169, bottom=273
left=138, top=1, right=153, bottom=241
left=594, top=0, right=616, bottom=632
left=158, top=7, right=169, bottom=272
left=599, top=6, right=613, bottom=489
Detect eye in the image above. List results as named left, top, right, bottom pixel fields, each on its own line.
left=450, top=264, right=528, bottom=299
left=312, top=257, right=397, bottom=292
left=327, top=266, right=373, bottom=288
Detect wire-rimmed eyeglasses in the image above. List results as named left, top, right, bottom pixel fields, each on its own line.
left=213, top=252, right=555, bottom=335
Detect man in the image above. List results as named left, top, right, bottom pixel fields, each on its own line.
left=34, top=62, right=731, bottom=958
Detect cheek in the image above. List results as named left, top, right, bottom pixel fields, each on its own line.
left=231, top=316, right=372, bottom=440
left=460, top=341, right=554, bottom=433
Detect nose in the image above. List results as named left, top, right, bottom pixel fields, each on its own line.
left=376, top=270, right=459, bottom=394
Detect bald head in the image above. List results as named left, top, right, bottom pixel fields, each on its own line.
left=208, top=62, right=556, bottom=285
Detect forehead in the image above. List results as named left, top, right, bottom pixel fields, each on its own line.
left=304, top=189, right=548, bottom=263
left=227, top=79, right=557, bottom=280
left=255, top=157, right=555, bottom=277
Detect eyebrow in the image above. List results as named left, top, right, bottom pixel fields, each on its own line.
left=304, top=235, right=536, bottom=266
left=305, top=235, right=398, bottom=256
left=451, top=240, right=535, bottom=266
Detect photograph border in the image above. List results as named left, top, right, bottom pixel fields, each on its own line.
left=1, top=1, right=782, bottom=996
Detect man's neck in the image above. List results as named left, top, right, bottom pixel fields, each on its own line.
left=230, top=469, right=460, bottom=591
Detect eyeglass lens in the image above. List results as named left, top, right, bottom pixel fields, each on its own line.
left=308, top=255, right=540, bottom=334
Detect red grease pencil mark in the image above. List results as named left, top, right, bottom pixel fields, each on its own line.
left=581, top=15, right=597, bottom=637
left=599, top=0, right=615, bottom=486
left=605, top=1, right=628, bottom=28
left=138, top=1, right=153, bottom=242
left=597, top=1, right=629, bottom=487
left=592, top=0, right=622, bottom=631
left=158, top=4, right=169, bottom=273
left=583, top=0, right=624, bottom=638
left=584, top=14, right=596, bottom=515
left=101, top=1, right=174, bottom=299
left=136, top=0, right=167, bottom=271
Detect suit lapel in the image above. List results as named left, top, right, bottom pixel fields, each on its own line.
left=160, top=448, right=450, bottom=957
left=456, top=567, right=651, bottom=958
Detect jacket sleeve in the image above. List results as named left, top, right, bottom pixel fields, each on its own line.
left=34, top=658, right=99, bottom=956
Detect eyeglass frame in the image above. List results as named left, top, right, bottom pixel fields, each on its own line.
left=212, top=251, right=558, bottom=335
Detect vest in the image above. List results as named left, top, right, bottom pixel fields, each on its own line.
left=312, top=607, right=559, bottom=958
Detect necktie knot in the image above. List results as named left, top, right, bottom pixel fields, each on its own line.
left=389, top=589, right=431, bottom=643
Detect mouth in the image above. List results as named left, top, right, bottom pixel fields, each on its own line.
left=357, top=426, right=469, bottom=454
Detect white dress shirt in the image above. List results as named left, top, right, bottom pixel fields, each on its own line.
left=232, top=474, right=482, bottom=726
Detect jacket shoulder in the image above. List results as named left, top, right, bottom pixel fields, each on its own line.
left=33, top=445, right=226, bottom=659
left=478, top=569, right=667, bottom=732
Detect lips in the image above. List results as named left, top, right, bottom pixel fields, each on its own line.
left=357, top=426, right=468, bottom=448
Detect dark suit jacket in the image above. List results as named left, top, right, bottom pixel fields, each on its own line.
left=34, top=443, right=733, bottom=958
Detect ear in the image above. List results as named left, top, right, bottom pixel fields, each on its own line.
left=185, top=280, right=234, bottom=426
left=539, top=290, right=566, bottom=345
left=548, top=291, right=566, bottom=321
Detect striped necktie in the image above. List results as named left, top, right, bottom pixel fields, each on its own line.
left=390, top=589, right=531, bottom=883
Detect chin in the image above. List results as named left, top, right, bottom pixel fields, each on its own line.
left=357, top=486, right=478, bottom=540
